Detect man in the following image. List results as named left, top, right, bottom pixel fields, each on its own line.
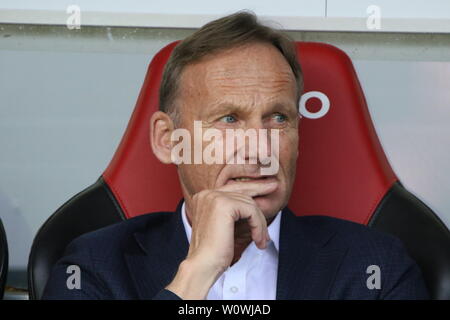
left=43, top=12, right=429, bottom=300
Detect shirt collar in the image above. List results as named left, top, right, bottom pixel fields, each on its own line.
left=181, top=201, right=281, bottom=252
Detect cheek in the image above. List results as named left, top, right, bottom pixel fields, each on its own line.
left=278, top=130, right=299, bottom=171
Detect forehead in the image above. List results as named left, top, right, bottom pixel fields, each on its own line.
left=178, top=42, right=297, bottom=114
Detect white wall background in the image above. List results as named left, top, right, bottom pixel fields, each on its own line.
left=1, top=0, right=450, bottom=32
left=0, top=0, right=323, bottom=15
left=0, top=24, right=449, bottom=274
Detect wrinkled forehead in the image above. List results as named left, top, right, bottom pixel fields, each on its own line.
left=177, top=43, right=298, bottom=116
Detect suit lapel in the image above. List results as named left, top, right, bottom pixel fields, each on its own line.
left=276, top=208, right=348, bottom=300
left=124, top=201, right=189, bottom=299
left=124, top=203, right=348, bottom=300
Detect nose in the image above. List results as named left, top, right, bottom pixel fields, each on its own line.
left=234, top=120, right=274, bottom=166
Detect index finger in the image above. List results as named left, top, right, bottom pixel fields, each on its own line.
left=217, top=181, right=278, bottom=198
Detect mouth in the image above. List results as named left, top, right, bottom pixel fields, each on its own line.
left=227, top=175, right=277, bottom=184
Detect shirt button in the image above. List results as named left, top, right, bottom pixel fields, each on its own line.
left=230, top=286, right=238, bottom=293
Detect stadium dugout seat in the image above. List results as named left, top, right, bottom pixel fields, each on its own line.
left=28, top=41, right=450, bottom=300
left=0, top=219, right=8, bottom=299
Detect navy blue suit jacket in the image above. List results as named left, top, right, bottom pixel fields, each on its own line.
left=42, top=204, right=429, bottom=300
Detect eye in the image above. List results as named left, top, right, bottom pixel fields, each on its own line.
left=273, top=113, right=287, bottom=123
left=219, top=115, right=237, bottom=123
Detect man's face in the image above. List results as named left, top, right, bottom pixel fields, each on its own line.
left=174, top=42, right=299, bottom=219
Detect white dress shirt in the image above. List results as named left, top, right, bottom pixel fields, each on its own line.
left=181, top=202, right=281, bottom=300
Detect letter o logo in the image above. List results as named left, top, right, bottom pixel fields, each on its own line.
left=299, top=91, right=330, bottom=119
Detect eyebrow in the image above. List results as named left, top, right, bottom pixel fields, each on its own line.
left=202, top=103, right=247, bottom=118
left=265, top=102, right=298, bottom=116
left=202, top=100, right=298, bottom=119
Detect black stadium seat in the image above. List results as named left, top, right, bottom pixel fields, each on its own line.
left=29, top=42, right=450, bottom=299
left=0, top=219, right=8, bottom=299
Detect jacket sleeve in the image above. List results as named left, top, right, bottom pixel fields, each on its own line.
left=42, top=234, right=183, bottom=300
left=381, top=237, right=430, bottom=300
left=42, top=235, right=113, bottom=300
left=152, top=289, right=182, bottom=300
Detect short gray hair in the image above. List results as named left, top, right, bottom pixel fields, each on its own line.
left=159, top=11, right=303, bottom=124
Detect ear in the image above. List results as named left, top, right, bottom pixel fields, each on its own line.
left=150, top=111, right=175, bottom=164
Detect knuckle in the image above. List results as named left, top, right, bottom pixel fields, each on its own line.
left=196, top=189, right=209, bottom=199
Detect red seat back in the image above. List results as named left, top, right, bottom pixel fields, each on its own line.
left=103, top=41, right=397, bottom=224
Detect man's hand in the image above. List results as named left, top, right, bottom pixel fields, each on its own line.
left=166, top=181, right=277, bottom=299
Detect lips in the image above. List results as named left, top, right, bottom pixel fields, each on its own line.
left=232, top=176, right=271, bottom=182
left=227, top=175, right=277, bottom=184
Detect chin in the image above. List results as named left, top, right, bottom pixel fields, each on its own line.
left=253, top=194, right=285, bottom=219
